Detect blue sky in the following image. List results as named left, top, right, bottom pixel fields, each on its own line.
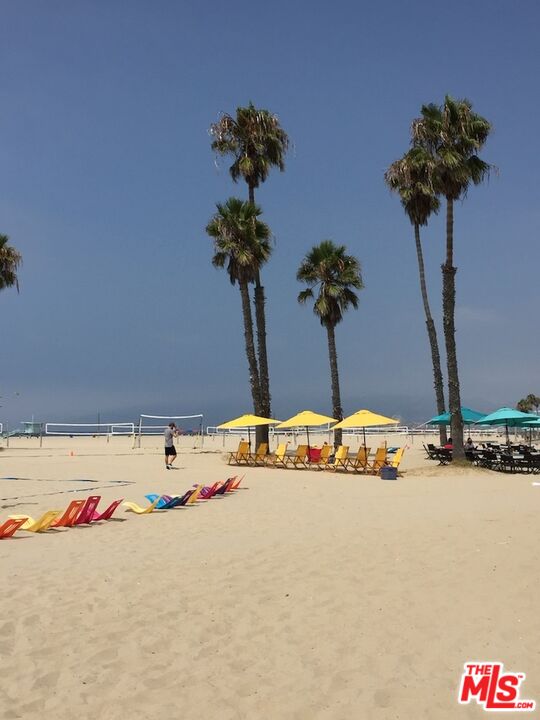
left=1, top=0, right=539, bottom=428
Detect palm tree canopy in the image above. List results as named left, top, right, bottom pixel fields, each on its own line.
left=206, top=198, right=271, bottom=286
left=210, top=102, right=289, bottom=190
left=0, top=234, right=22, bottom=292
left=385, top=146, right=440, bottom=227
left=297, top=240, right=363, bottom=328
left=411, top=95, right=492, bottom=200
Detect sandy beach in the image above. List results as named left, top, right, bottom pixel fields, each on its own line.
left=1, top=434, right=540, bottom=719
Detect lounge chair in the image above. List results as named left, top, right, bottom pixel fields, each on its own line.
left=199, top=483, right=220, bottom=499
left=433, top=448, right=452, bottom=465
left=227, top=441, right=250, bottom=465
left=0, top=517, right=28, bottom=539
left=50, top=500, right=85, bottom=528
left=74, top=495, right=101, bottom=525
left=186, top=485, right=204, bottom=504
left=309, top=444, right=333, bottom=470
left=474, top=449, right=497, bottom=470
left=230, top=475, right=242, bottom=489
left=123, top=497, right=162, bottom=514
left=424, top=443, right=439, bottom=460
left=285, top=445, right=309, bottom=469
left=389, top=447, right=405, bottom=470
left=9, top=510, right=61, bottom=532
left=522, top=451, right=540, bottom=474
left=266, top=443, right=289, bottom=468
left=91, top=499, right=124, bottom=521
left=366, top=447, right=387, bottom=474
left=248, top=443, right=268, bottom=466
left=145, top=491, right=194, bottom=508
left=346, top=447, right=371, bottom=473
left=203, top=477, right=240, bottom=496
left=498, top=452, right=516, bottom=474
left=145, top=494, right=177, bottom=509
left=329, top=445, right=350, bottom=472
left=212, top=478, right=235, bottom=495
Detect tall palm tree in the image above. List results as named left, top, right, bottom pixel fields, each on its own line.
left=412, top=95, right=491, bottom=460
left=0, top=234, right=22, bottom=293
left=385, top=147, right=447, bottom=444
left=206, top=198, right=271, bottom=418
left=210, top=103, right=289, bottom=441
left=297, top=241, right=363, bottom=447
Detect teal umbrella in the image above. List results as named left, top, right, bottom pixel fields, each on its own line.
left=428, top=407, right=486, bottom=426
left=521, top=416, right=540, bottom=444
left=475, top=407, right=537, bottom=444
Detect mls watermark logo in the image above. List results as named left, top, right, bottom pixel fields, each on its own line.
left=459, top=662, right=535, bottom=712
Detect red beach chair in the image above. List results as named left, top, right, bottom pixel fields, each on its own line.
left=74, top=496, right=101, bottom=525
left=91, top=499, right=124, bottom=521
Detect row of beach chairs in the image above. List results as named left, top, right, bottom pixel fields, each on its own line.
left=0, top=476, right=243, bottom=540
left=228, top=442, right=404, bottom=474
left=423, top=442, right=540, bottom=473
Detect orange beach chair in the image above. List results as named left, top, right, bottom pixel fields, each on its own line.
left=50, top=500, right=85, bottom=528
left=0, top=517, right=28, bottom=539
left=228, top=441, right=250, bottom=465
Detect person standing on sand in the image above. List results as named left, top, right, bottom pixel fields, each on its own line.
left=164, top=422, right=178, bottom=469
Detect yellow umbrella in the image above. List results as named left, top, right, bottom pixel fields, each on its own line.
left=217, top=414, right=281, bottom=448
left=276, top=410, right=337, bottom=450
left=332, top=409, right=399, bottom=449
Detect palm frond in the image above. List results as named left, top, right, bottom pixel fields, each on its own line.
left=209, top=103, right=289, bottom=190
left=0, top=234, right=22, bottom=292
left=296, top=240, right=362, bottom=328
left=205, top=198, right=273, bottom=286
left=411, top=95, right=492, bottom=201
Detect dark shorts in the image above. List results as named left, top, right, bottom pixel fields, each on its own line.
left=165, top=445, right=177, bottom=457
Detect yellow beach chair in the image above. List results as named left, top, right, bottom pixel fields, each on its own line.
left=329, top=445, right=350, bottom=472
left=347, top=446, right=371, bottom=473
left=186, top=485, right=204, bottom=504
left=366, top=447, right=387, bottom=474
left=123, top=497, right=161, bottom=514
left=248, top=443, right=268, bottom=466
left=267, top=442, right=289, bottom=468
left=286, top=445, right=309, bottom=469
left=227, top=441, right=250, bottom=465
left=390, top=447, right=405, bottom=470
left=9, top=510, right=62, bottom=532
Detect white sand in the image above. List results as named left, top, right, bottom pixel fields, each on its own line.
left=1, top=435, right=539, bottom=719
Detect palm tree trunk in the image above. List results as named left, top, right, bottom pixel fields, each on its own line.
left=253, top=272, right=271, bottom=437
left=248, top=183, right=271, bottom=449
left=239, top=281, right=262, bottom=420
left=414, top=223, right=447, bottom=445
left=442, top=198, right=464, bottom=460
left=326, top=323, right=343, bottom=448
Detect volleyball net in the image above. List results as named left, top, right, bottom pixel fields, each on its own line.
left=136, top=414, right=204, bottom=448
left=45, top=422, right=135, bottom=437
